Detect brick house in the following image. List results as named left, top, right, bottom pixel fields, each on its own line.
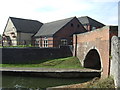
left=78, top=16, right=105, bottom=31
left=3, top=17, right=43, bottom=46
left=34, top=17, right=86, bottom=47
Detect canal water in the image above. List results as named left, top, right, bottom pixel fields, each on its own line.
left=1, top=73, right=93, bottom=89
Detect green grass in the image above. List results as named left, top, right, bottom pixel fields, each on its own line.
left=2, top=44, right=33, bottom=48
left=0, top=57, right=83, bottom=69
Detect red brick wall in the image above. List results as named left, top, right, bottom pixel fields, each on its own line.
left=37, top=37, right=53, bottom=47
left=53, top=17, right=86, bottom=47
left=73, top=26, right=118, bottom=77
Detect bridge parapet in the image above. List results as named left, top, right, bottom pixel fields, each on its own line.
left=73, top=26, right=118, bottom=78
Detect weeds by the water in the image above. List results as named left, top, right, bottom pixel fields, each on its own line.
left=58, top=77, right=115, bottom=88
left=86, top=76, right=115, bottom=88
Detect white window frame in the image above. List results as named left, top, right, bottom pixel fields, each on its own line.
left=61, top=39, right=67, bottom=46
left=44, top=37, right=48, bottom=47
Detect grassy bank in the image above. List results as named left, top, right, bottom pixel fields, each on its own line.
left=0, top=57, right=83, bottom=69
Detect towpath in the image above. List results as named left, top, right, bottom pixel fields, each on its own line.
left=0, top=67, right=101, bottom=73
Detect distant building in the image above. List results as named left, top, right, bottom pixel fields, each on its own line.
left=2, top=16, right=106, bottom=47
left=3, top=17, right=43, bottom=46
left=78, top=16, right=105, bottom=31
left=34, top=17, right=86, bottom=47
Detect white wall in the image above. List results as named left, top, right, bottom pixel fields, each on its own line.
left=3, top=18, right=17, bottom=46
left=3, top=18, right=34, bottom=46
left=110, top=36, right=120, bottom=88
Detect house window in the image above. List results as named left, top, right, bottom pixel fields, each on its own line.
left=77, top=24, right=80, bottom=28
left=35, top=39, right=39, bottom=46
left=71, top=23, right=74, bottom=27
left=12, top=36, right=16, bottom=38
left=44, top=38, right=48, bottom=47
left=10, top=32, right=15, bottom=34
left=61, top=39, right=67, bottom=46
left=92, top=27, right=96, bottom=30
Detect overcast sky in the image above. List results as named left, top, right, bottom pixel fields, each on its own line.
left=0, top=0, right=119, bottom=34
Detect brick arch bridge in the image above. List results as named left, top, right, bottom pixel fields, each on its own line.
left=84, top=48, right=101, bottom=70
left=73, top=26, right=118, bottom=77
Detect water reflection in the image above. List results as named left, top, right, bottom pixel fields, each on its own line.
left=2, top=73, right=93, bottom=89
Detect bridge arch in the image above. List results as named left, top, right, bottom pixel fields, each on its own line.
left=84, top=49, right=101, bottom=70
